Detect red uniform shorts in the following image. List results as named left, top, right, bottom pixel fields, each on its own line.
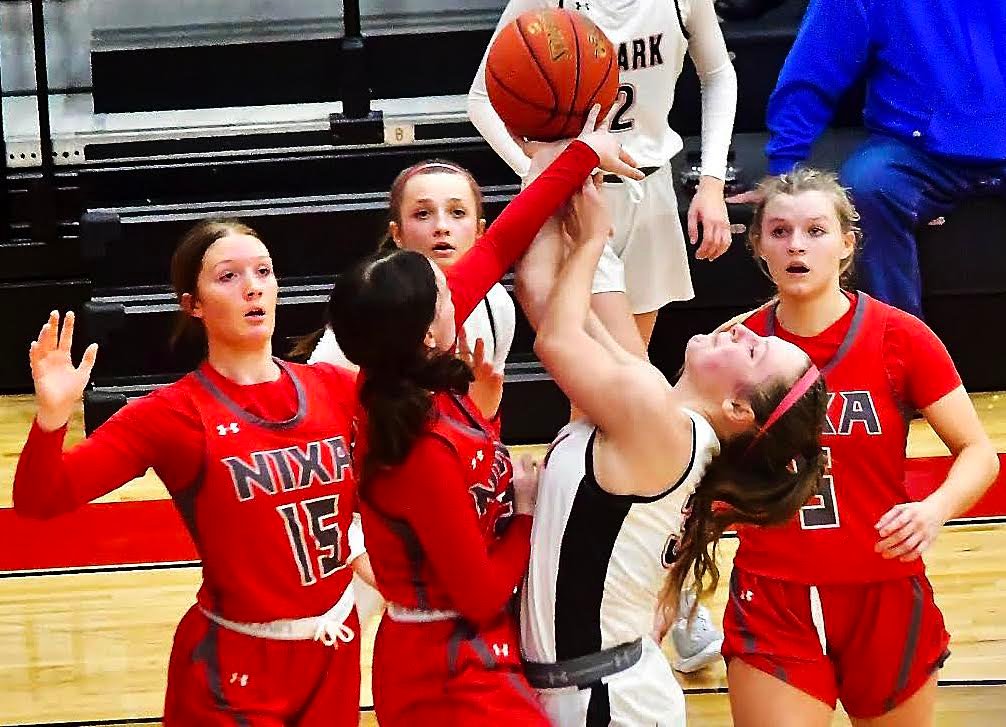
left=163, top=605, right=361, bottom=726
left=372, top=610, right=549, bottom=726
left=722, top=567, right=949, bottom=719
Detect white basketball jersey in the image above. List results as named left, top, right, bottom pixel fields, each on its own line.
left=520, top=410, right=719, bottom=664
left=560, top=0, right=692, bottom=167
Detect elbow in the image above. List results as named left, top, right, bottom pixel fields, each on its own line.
left=454, top=590, right=512, bottom=627
left=533, top=331, right=562, bottom=368
left=12, top=494, right=61, bottom=520
left=986, top=443, right=1001, bottom=482
left=514, top=270, right=552, bottom=332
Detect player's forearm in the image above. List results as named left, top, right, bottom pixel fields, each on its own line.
left=468, top=86, right=532, bottom=178
left=688, top=0, right=737, bottom=181
left=927, top=440, right=999, bottom=523
left=537, top=236, right=606, bottom=349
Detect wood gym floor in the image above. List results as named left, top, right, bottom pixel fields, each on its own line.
left=2, top=394, right=1005, bottom=725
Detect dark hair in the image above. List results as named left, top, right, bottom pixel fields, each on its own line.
left=170, top=219, right=260, bottom=353
left=660, top=364, right=829, bottom=621
left=748, top=167, right=862, bottom=287
left=289, top=159, right=485, bottom=361
left=328, top=249, right=473, bottom=476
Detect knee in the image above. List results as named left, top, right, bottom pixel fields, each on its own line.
left=839, top=148, right=901, bottom=207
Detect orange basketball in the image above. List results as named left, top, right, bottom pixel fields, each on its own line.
left=485, top=8, right=619, bottom=142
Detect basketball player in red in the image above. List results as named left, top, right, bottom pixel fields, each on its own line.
left=721, top=169, right=999, bottom=725
left=324, top=110, right=639, bottom=725
left=13, top=220, right=368, bottom=725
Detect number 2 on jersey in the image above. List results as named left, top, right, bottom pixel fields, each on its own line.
left=799, top=446, right=840, bottom=529
left=610, top=83, right=636, bottom=132
left=277, top=495, right=345, bottom=585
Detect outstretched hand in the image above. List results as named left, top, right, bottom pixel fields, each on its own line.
left=29, top=310, right=98, bottom=432
left=522, top=104, right=643, bottom=186
left=562, top=176, right=612, bottom=250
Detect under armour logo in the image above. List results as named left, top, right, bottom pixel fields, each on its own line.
left=471, top=449, right=484, bottom=470
left=229, top=672, right=249, bottom=687
left=216, top=422, right=240, bottom=436
left=575, top=1, right=590, bottom=10
left=740, top=589, right=754, bottom=602
left=492, top=642, right=510, bottom=658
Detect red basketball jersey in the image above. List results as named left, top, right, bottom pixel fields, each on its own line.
left=175, top=360, right=358, bottom=622
left=736, top=294, right=960, bottom=583
left=361, top=392, right=516, bottom=611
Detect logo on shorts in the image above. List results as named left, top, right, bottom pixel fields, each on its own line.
left=229, top=672, right=249, bottom=686
left=740, top=589, right=754, bottom=602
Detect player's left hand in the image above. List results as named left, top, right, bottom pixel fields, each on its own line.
left=688, top=177, right=732, bottom=261
left=874, top=499, right=948, bottom=561
left=459, top=333, right=504, bottom=419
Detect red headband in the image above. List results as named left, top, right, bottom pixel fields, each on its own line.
left=746, top=364, right=820, bottom=453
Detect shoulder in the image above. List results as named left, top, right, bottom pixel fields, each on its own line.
left=875, top=300, right=945, bottom=354
left=297, top=360, right=358, bottom=392
left=486, top=283, right=515, bottom=314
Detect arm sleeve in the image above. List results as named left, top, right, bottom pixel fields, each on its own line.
left=447, top=139, right=599, bottom=326
left=12, top=392, right=201, bottom=519
left=884, top=310, right=962, bottom=411
left=308, top=326, right=357, bottom=370
left=396, top=438, right=533, bottom=625
left=467, top=0, right=549, bottom=178
left=686, top=0, right=738, bottom=180
left=765, top=0, right=873, bottom=174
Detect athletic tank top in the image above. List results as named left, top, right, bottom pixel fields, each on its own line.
left=520, top=410, right=719, bottom=662
left=175, top=360, right=357, bottom=622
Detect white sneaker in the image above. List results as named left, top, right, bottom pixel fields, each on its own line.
left=670, top=590, right=723, bottom=673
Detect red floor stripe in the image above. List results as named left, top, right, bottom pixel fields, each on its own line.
left=2, top=455, right=1004, bottom=574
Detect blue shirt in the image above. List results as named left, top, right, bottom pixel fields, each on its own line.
left=766, top=0, right=1006, bottom=173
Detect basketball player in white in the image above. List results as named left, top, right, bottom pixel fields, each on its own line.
left=515, top=178, right=825, bottom=726
left=470, top=0, right=737, bottom=670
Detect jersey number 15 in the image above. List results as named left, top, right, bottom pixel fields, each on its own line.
left=277, top=495, right=345, bottom=586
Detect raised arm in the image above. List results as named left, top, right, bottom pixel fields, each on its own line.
left=765, top=0, right=872, bottom=174
left=449, top=108, right=641, bottom=325
left=533, top=182, right=666, bottom=437
left=14, top=312, right=190, bottom=518
left=467, top=0, right=548, bottom=178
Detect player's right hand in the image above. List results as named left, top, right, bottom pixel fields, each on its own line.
left=29, top=310, right=98, bottom=432
left=562, top=178, right=612, bottom=249
left=512, top=454, right=541, bottom=516
left=576, top=104, right=644, bottom=181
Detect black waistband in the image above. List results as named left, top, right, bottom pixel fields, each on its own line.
left=523, top=638, right=643, bottom=689
left=603, top=166, right=661, bottom=184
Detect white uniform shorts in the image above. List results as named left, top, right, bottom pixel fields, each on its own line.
left=536, top=637, right=686, bottom=727
left=591, top=163, right=694, bottom=315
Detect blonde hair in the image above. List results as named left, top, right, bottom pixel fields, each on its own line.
left=748, top=167, right=862, bottom=285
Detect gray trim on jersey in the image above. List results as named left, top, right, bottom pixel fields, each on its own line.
left=384, top=517, right=431, bottom=610
left=524, top=637, right=643, bottom=689
left=729, top=569, right=757, bottom=653
left=192, top=358, right=307, bottom=429
left=192, top=619, right=251, bottom=726
left=765, top=293, right=868, bottom=375
left=888, top=577, right=925, bottom=711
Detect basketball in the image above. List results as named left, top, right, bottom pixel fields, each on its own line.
left=485, top=8, right=619, bottom=142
